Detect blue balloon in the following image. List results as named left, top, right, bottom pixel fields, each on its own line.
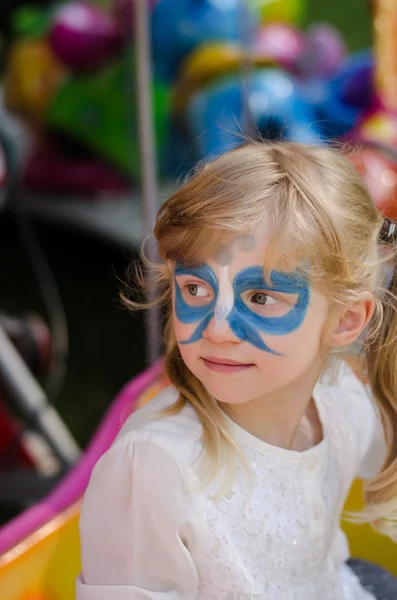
left=185, top=69, right=323, bottom=160
left=151, top=0, right=256, bottom=82
left=313, top=50, right=374, bottom=137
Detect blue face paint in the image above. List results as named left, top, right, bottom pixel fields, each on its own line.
left=230, top=266, right=310, bottom=354
left=174, top=263, right=310, bottom=354
left=174, top=264, right=218, bottom=344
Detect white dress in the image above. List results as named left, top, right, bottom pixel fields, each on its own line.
left=76, top=361, right=386, bottom=600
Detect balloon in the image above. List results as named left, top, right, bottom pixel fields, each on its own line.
left=179, top=44, right=246, bottom=86
left=4, top=38, right=66, bottom=123
left=151, top=0, right=256, bottom=82
left=185, top=69, right=322, bottom=159
left=350, top=144, right=397, bottom=220
left=175, top=44, right=248, bottom=111
left=253, top=23, right=306, bottom=72
left=313, top=50, right=374, bottom=137
left=253, top=0, right=306, bottom=25
left=49, top=2, right=122, bottom=71
left=358, top=110, right=397, bottom=149
left=297, top=23, right=346, bottom=77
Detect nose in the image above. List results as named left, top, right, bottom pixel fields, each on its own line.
left=202, top=315, right=239, bottom=344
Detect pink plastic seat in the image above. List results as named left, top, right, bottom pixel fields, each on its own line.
left=0, top=361, right=163, bottom=556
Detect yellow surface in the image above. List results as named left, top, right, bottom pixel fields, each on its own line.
left=343, top=481, right=397, bottom=574
left=0, top=504, right=81, bottom=600
left=1, top=373, right=395, bottom=600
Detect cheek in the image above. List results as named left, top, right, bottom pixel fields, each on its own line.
left=257, top=298, right=328, bottom=360
left=172, top=307, right=202, bottom=372
left=176, top=342, right=202, bottom=384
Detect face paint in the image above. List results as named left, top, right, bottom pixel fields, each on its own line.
left=214, top=234, right=258, bottom=266
left=174, top=263, right=310, bottom=353
left=214, top=265, right=234, bottom=329
left=230, top=266, right=310, bottom=354
left=211, top=235, right=259, bottom=329
left=174, top=263, right=218, bottom=344
left=238, top=234, right=257, bottom=252
left=214, top=246, right=233, bottom=266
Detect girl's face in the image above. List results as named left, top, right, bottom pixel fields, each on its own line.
left=172, top=230, right=331, bottom=406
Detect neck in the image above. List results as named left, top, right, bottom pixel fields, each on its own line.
left=220, top=356, right=326, bottom=451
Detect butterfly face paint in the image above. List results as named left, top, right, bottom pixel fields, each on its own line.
left=174, top=263, right=310, bottom=354
left=230, top=266, right=310, bottom=354
left=174, top=264, right=218, bottom=344
left=214, top=265, right=234, bottom=329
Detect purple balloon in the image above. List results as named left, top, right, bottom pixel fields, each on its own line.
left=297, top=23, right=346, bottom=77
left=49, top=2, right=122, bottom=71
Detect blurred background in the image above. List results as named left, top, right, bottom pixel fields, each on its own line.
left=2, top=0, right=397, bottom=597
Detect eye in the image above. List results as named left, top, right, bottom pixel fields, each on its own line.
left=250, top=292, right=280, bottom=306
left=186, top=283, right=209, bottom=298
left=179, top=281, right=214, bottom=306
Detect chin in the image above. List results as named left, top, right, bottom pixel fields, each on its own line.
left=196, top=371, right=258, bottom=405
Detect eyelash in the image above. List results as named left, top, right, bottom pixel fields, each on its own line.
left=249, top=291, right=281, bottom=306
left=184, top=282, right=211, bottom=298
left=182, top=283, right=283, bottom=309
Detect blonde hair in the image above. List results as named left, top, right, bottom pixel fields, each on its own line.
left=125, top=141, right=397, bottom=539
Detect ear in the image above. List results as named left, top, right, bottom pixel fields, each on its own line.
left=329, top=292, right=375, bottom=349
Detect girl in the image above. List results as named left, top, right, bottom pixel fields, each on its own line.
left=76, top=142, right=397, bottom=599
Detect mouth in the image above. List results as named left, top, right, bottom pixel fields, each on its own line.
left=201, top=356, right=254, bottom=373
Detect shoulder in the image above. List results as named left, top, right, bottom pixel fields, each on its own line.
left=83, top=387, right=204, bottom=516
left=113, top=385, right=203, bottom=465
left=317, top=359, right=383, bottom=470
left=318, top=359, right=374, bottom=413
left=79, top=390, right=208, bottom=580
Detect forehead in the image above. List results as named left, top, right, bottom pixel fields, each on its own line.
left=208, top=225, right=272, bottom=276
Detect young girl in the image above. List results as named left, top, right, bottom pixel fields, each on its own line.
left=76, top=141, right=397, bottom=600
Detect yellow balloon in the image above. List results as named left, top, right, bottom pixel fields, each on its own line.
left=181, top=44, right=244, bottom=85
left=4, top=38, right=66, bottom=123
left=174, top=43, right=274, bottom=111
left=251, top=0, right=306, bottom=24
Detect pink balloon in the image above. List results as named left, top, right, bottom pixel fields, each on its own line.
left=253, top=23, right=306, bottom=72
left=49, top=2, right=122, bottom=71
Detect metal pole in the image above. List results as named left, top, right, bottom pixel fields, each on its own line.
left=134, top=0, right=161, bottom=364
left=0, top=324, right=80, bottom=470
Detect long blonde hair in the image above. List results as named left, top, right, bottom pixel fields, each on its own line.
left=126, top=141, right=397, bottom=539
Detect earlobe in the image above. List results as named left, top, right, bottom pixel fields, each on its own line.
left=329, top=293, right=375, bottom=349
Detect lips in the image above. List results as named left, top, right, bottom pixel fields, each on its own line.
left=201, top=357, right=254, bottom=373
left=202, top=356, right=252, bottom=366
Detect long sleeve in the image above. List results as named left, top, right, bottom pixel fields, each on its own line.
left=76, top=431, right=205, bottom=600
